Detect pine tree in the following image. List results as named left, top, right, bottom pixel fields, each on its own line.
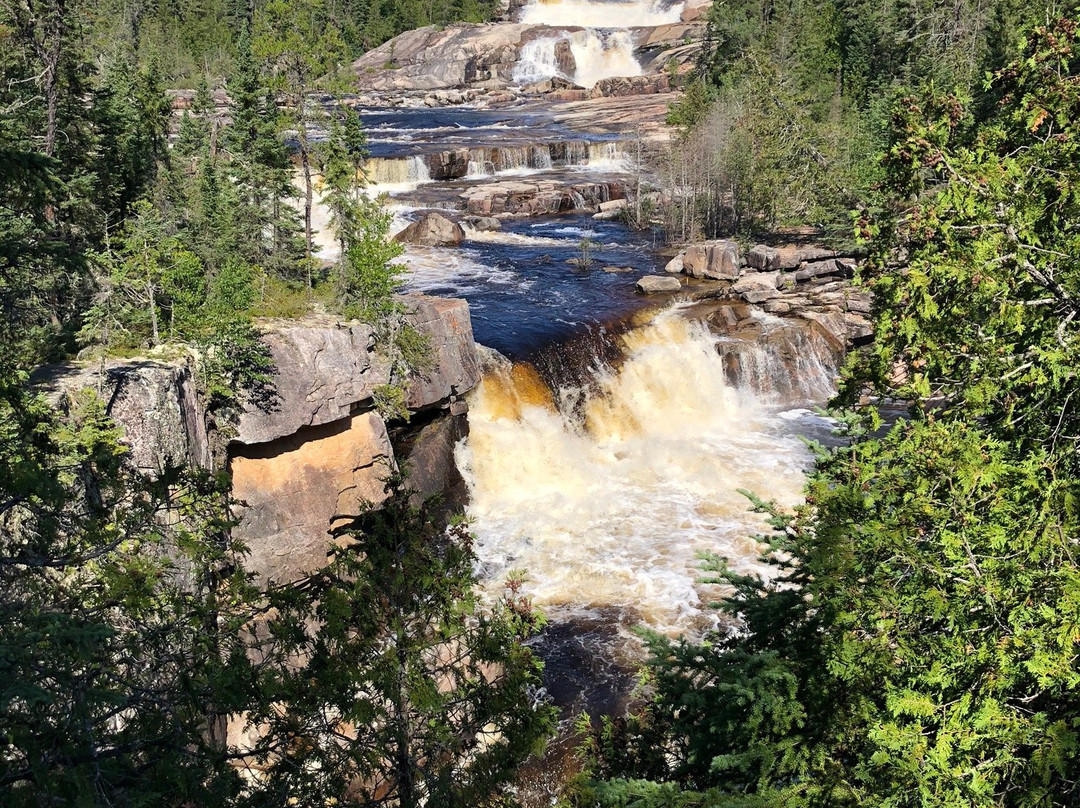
left=0, top=361, right=260, bottom=807
left=246, top=480, right=557, bottom=807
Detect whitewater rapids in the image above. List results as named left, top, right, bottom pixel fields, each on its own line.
left=456, top=309, right=832, bottom=635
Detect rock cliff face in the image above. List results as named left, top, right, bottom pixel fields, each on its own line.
left=231, top=411, right=395, bottom=581
left=230, top=296, right=480, bottom=583
left=39, top=295, right=482, bottom=584
left=36, top=358, right=211, bottom=473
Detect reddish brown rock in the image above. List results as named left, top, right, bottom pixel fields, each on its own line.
left=230, top=411, right=394, bottom=583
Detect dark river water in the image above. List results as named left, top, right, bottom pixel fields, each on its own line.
left=400, top=212, right=666, bottom=358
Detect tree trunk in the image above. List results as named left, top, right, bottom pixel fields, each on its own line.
left=298, top=126, right=314, bottom=287
left=394, top=634, right=416, bottom=808
left=148, top=281, right=159, bottom=345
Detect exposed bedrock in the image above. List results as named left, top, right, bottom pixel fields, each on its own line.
left=460, top=178, right=624, bottom=215
left=38, top=295, right=482, bottom=584
left=229, top=296, right=480, bottom=582
left=350, top=12, right=707, bottom=96
left=36, top=359, right=211, bottom=474
left=640, top=237, right=874, bottom=399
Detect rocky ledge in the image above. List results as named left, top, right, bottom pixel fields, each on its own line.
left=38, top=295, right=482, bottom=583
left=636, top=238, right=873, bottom=398
left=461, top=178, right=624, bottom=216
left=351, top=19, right=706, bottom=97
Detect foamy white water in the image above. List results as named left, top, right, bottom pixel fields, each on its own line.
left=571, top=30, right=642, bottom=87
left=397, top=248, right=526, bottom=295
left=513, top=29, right=643, bottom=88
left=362, top=156, right=433, bottom=197
left=519, top=0, right=685, bottom=28
left=514, top=36, right=569, bottom=84
left=456, top=310, right=821, bottom=635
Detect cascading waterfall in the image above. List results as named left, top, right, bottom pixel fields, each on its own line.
left=463, top=141, right=625, bottom=179
left=585, top=141, right=628, bottom=171
left=562, top=141, right=590, bottom=165
left=456, top=308, right=836, bottom=635
left=362, top=155, right=432, bottom=194
left=467, top=147, right=496, bottom=178
left=530, top=145, right=554, bottom=170
left=513, top=29, right=644, bottom=89
left=513, top=37, right=568, bottom=85
left=519, top=0, right=685, bottom=27
left=496, top=146, right=530, bottom=172
left=569, top=30, right=642, bottom=87
left=718, top=313, right=844, bottom=404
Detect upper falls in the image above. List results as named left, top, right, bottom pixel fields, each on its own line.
left=518, top=0, right=686, bottom=28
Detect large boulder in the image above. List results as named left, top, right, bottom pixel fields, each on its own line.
left=793, top=257, right=854, bottom=282
left=35, top=358, right=211, bottom=473
left=401, top=295, right=482, bottom=412
left=425, top=149, right=471, bottom=180
left=636, top=275, right=682, bottom=294
left=228, top=295, right=480, bottom=582
left=774, top=244, right=836, bottom=270
left=233, top=319, right=384, bottom=446
left=394, top=212, right=466, bottom=247
left=682, top=240, right=742, bottom=280
left=746, top=244, right=780, bottom=271
left=732, top=272, right=781, bottom=303
left=234, top=296, right=482, bottom=446
left=465, top=216, right=502, bottom=231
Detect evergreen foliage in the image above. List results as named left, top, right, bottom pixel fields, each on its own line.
left=0, top=370, right=259, bottom=806
left=658, top=0, right=1053, bottom=241
left=246, top=481, right=557, bottom=807
left=1, top=0, right=543, bottom=804
left=579, top=14, right=1080, bottom=808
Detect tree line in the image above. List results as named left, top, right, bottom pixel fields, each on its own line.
left=652, top=0, right=1055, bottom=244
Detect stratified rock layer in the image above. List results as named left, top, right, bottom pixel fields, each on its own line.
left=229, top=296, right=480, bottom=581
left=39, top=295, right=482, bottom=584
left=231, top=411, right=395, bottom=582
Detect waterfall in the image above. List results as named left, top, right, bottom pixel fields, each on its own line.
left=513, top=29, right=643, bottom=89
left=562, top=140, right=589, bottom=165
left=530, top=145, right=554, bottom=169
left=585, top=141, right=628, bottom=171
left=362, top=155, right=432, bottom=195
left=718, top=316, right=843, bottom=404
left=518, top=0, right=686, bottom=28
left=466, top=160, right=493, bottom=178
left=513, top=37, right=569, bottom=85
left=570, top=30, right=642, bottom=88
left=456, top=308, right=837, bottom=635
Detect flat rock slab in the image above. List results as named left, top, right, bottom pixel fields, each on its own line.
left=460, top=179, right=623, bottom=216
left=637, top=275, right=682, bottom=293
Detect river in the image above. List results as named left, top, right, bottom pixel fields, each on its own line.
left=337, top=0, right=841, bottom=798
